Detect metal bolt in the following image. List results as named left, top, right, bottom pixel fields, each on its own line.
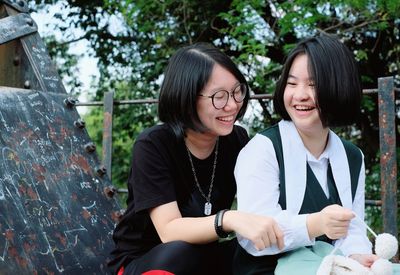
left=25, top=18, right=33, bottom=26
left=74, top=118, right=86, bottom=129
left=84, top=142, right=96, bottom=153
left=104, top=185, right=116, bottom=198
left=112, top=210, right=124, bottom=222
left=13, top=56, right=20, bottom=66
left=64, top=97, right=77, bottom=108
left=96, top=166, right=107, bottom=177
left=24, top=80, right=30, bottom=89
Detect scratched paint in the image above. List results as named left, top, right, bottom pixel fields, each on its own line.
left=0, top=88, right=120, bottom=274
left=378, top=77, right=398, bottom=240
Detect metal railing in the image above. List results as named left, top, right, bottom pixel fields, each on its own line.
left=76, top=76, right=399, bottom=237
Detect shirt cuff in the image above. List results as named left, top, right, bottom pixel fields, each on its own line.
left=283, top=213, right=315, bottom=248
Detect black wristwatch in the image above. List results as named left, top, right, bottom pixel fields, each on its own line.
left=214, top=209, right=229, bottom=238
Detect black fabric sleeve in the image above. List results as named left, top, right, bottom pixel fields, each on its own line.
left=129, top=135, right=177, bottom=213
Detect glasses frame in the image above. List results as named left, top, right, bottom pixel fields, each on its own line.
left=198, top=83, right=247, bottom=110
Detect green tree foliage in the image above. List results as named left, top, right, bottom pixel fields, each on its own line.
left=30, top=1, right=399, bottom=224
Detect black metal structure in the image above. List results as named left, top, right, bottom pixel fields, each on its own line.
left=0, top=1, right=120, bottom=274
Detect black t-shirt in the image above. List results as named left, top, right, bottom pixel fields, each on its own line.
left=108, top=124, right=249, bottom=272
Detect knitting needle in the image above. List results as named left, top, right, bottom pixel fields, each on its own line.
left=352, top=212, right=378, bottom=238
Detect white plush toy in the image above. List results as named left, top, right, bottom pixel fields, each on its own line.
left=317, top=215, right=398, bottom=275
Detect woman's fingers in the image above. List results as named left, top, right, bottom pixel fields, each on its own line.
left=274, top=223, right=285, bottom=250
left=262, top=234, right=271, bottom=249
left=326, top=224, right=350, bottom=239
left=320, top=205, right=354, bottom=238
left=239, top=214, right=283, bottom=251
left=266, top=228, right=277, bottom=247
left=254, top=222, right=284, bottom=251
left=254, top=235, right=270, bottom=251
left=324, top=216, right=352, bottom=239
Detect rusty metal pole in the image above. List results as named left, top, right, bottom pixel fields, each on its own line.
left=102, top=91, right=114, bottom=180
left=378, top=76, right=398, bottom=238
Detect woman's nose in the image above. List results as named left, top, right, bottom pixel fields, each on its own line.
left=294, top=85, right=311, bottom=100
left=224, top=92, right=239, bottom=110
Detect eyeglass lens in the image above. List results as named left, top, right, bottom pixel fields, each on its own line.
left=213, top=84, right=246, bottom=109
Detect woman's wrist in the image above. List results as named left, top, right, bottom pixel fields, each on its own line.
left=306, top=212, right=323, bottom=238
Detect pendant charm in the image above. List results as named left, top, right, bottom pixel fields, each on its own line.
left=204, top=202, right=212, bottom=216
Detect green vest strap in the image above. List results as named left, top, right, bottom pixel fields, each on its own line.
left=340, top=138, right=362, bottom=202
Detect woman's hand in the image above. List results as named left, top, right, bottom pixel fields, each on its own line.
left=349, top=254, right=380, bottom=268
left=307, top=204, right=354, bottom=239
left=319, top=204, right=354, bottom=239
left=223, top=210, right=284, bottom=251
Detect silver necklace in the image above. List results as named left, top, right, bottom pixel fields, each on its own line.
left=185, top=138, right=219, bottom=216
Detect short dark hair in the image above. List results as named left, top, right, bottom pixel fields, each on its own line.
left=158, top=42, right=249, bottom=138
left=273, top=35, right=362, bottom=127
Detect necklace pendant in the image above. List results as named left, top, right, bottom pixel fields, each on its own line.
left=204, top=202, right=212, bottom=216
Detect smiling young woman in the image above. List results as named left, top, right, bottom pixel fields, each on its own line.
left=108, top=43, right=284, bottom=275
left=233, top=35, right=379, bottom=275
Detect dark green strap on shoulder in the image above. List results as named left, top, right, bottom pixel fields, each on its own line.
left=260, top=125, right=286, bottom=209
left=340, top=138, right=362, bottom=202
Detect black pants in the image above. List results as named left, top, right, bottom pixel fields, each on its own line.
left=123, top=239, right=237, bottom=275
left=232, top=244, right=281, bottom=275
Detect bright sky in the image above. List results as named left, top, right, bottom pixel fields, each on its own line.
left=30, top=2, right=99, bottom=110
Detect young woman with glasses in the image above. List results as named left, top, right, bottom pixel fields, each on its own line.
left=108, top=43, right=283, bottom=275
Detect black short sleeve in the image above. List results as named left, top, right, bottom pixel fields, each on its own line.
left=129, top=125, right=181, bottom=212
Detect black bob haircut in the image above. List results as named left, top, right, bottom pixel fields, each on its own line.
left=158, top=42, right=249, bottom=138
left=273, top=34, right=362, bottom=127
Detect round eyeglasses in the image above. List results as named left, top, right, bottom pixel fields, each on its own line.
left=198, top=83, right=247, bottom=110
